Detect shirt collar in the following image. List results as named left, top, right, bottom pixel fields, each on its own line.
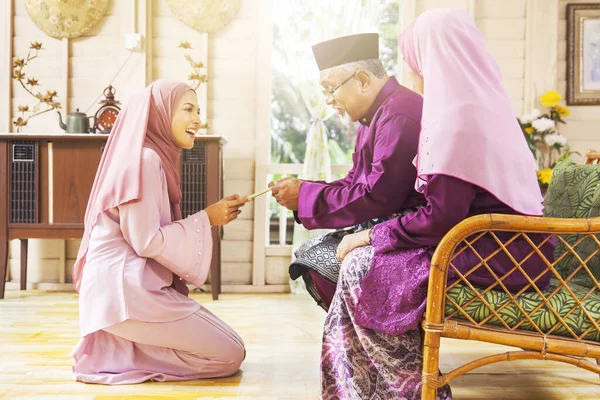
left=359, top=76, right=400, bottom=126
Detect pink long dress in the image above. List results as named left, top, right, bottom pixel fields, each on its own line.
left=71, top=148, right=244, bottom=385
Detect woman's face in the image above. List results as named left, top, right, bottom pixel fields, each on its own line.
left=171, top=90, right=201, bottom=149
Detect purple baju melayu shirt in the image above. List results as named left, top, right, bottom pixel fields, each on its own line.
left=296, top=77, right=424, bottom=230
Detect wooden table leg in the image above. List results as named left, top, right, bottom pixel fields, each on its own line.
left=211, top=226, right=219, bottom=300
left=0, top=238, right=7, bottom=300
left=20, top=239, right=28, bottom=291
left=0, top=141, right=8, bottom=299
left=217, top=229, right=222, bottom=296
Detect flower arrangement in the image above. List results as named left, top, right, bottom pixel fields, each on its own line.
left=518, top=90, right=577, bottom=189
left=12, top=42, right=62, bottom=132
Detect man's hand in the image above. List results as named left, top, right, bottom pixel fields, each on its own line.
left=269, top=177, right=303, bottom=211
left=336, top=230, right=371, bottom=262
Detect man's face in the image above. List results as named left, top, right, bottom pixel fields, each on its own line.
left=320, top=69, right=366, bottom=122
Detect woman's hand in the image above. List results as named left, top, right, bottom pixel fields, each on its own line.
left=205, top=194, right=248, bottom=226
left=336, top=229, right=371, bottom=262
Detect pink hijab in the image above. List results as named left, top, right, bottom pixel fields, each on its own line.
left=72, top=79, right=193, bottom=292
left=399, top=9, right=543, bottom=216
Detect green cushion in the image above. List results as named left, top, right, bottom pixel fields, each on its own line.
left=543, top=161, right=600, bottom=288
left=445, top=278, right=600, bottom=342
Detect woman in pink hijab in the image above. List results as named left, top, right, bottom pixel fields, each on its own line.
left=319, top=9, right=554, bottom=399
left=71, top=79, right=247, bottom=384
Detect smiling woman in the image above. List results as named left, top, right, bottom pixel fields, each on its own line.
left=70, top=79, right=249, bottom=385
left=171, top=91, right=202, bottom=149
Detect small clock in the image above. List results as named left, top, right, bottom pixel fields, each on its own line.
left=92, top=85, right=121, bottom=134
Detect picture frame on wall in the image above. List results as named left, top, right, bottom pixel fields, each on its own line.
left=567, top=3, right=600, bottom=105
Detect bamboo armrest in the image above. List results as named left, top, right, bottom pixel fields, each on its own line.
left=430, top=213, right=600, bottom=276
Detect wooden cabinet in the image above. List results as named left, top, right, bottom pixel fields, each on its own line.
left=0, top=134, right=223, bottom=299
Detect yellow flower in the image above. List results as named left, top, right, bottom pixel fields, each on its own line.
left=29, top=41, right=43, bottom=50
left=525, top=127, right=534, bottom=135
left=537, top=169, right=553, bottom=185
left=179, top=41, right=192, bottom=49
left=540, top=90, right=561, bottom=107
left=554, top=105, right=570, bottom=117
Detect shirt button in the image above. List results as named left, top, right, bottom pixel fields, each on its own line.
left=179, top=277, right=183, bottom=280
left=196, top=229, right=200, bottom=233
left=194, top=218, right=198, bottom=223
left=198, top=251, right=202, bottom=256
left=185, top=274, right=189, bottom=278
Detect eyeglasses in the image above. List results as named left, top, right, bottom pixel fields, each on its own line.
left=322, top=72, right=356, bottom=101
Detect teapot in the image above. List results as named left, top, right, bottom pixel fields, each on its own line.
left=57, top=109, right=94, bottom=133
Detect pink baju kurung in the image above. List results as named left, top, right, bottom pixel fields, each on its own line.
left=72, top=148, right=244, bottom=384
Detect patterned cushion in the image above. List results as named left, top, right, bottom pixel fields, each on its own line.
left=543, top=161, right=600, bottom=288
left=445, top=278, right=600, bottom=342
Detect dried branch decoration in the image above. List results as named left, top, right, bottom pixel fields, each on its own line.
left=178, top=41, right=208, bottom=91
left=12, top=42, right=62, bottom=132
left=179, top=41, right=208, bottom=130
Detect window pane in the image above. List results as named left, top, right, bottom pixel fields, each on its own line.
left=271, top=0, right=400, bottom=165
